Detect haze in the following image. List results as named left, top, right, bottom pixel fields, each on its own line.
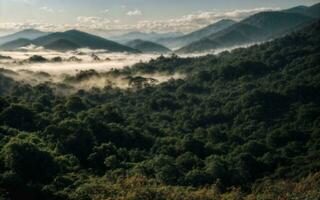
left=0, top=0, right=318, bottom=36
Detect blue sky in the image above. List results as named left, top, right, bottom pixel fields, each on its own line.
left=0, top=0, right=319, bottom=36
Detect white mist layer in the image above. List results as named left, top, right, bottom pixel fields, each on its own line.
left=0, top=44, right=257, bottom=74
left=0, top=44, right=256, bottom=91
left=0, top=50, right=158, bottom=74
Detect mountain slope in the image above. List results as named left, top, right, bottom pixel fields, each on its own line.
left=284, top=3, right=320, bottom=18
left=177, top=10, right=315, bottom=53
left=0, top=38, right=33, bottom=50
left=43, top=39, right=80, bottom=51
left=158, top=19, right=236, bottom=48
left=0, top=29, right=48, bottom=45
left=32, top=30, right=140, bottom=53
left=241, top=11, right=314, bottom=32
left=307, top=3, right=320, bottom=18
left=110, top=31, right=184, bottom=43
left=126, top=39, right=171, bottom=53
left=0, top=30, right=141, bottom=53
left=283, top=5, right=309, bottom=14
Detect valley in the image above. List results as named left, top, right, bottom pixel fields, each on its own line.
left=0, top=1, right=319, bottom=200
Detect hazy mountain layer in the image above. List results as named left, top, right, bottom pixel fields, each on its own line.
left=177, top=3, right=319, bottom=53
left=110, top=31, right=184, bottom=43
left=0, top=29, right=48, bottom=45
left=0, top=38, right=33, bottom=51
left=158, top=19, right=236, bottom=49
left=43, top=39, right=80, bottom=51
left=126, top=39, right=171, bottom=53
left=0, top=30, right=140, bottom=53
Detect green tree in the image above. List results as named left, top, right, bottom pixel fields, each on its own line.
left=44, top=119, right=95, bottom=164
left=0, top=104, right=38, bottom=131
left=2, top=141, right=58, bottom=182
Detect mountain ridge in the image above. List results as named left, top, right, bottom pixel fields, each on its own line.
left=0, top=30, right=141, bottom=53
left=158, top=19, right=236, bottom=49
left=111, top=31, right=184, bottom=44
left=0, top=38, right=33, bottom=51
left=43, top=39, right=81, bottom=51
left=0, top=29, right=48, bottom=46
left=126, top=39, right=171, bottom=53
left=176, top=6, right=317, bottom=53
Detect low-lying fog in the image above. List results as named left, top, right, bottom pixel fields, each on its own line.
left=0, top=48, right=157, bottom=74
left=0, top=48, right=187, bottom=91
left=0, top=44, right=256, bottom=92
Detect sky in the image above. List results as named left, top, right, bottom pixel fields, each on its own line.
left=0, top=0, right=319, bottom=36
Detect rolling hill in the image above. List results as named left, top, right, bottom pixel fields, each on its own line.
left=43, top=39, right=80, bottom=51
left=158, top=19, right=236, bottom=49
left=33, top=30, right=140, bottom=53
left=284, top=3, right=320, bottom=18
left=125, top=39, right=171, bottom=53
left=306, top=2, right=320, bottom=17
left=0, top=38, right=33, bottom=51
left=0, top=29, right=48, bottom=45
left=110, top=31, right=184, bottom=43
left=0, top=30, right=140, bottom=53
left=177, top=9, right=316, bottom=53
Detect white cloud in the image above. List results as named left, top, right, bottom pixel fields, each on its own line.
left=133, top=7, right=280, bottom=33
left=75, top=16, right=124, bottom=31
left=101, top=9, right=109, bottom=14
left=40, top=6, right=55, bottom=13
left=0, top=7, right=280, bottom=35
left=127, top=10, right=142, bottom=16
left=9, top=0, right=32, bottom=4
left=77, top=16, right=107, bottom=24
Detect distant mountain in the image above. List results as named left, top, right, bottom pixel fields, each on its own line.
left=284, top=3, right=320, bottom=18
left=111, top=31, right=184, bottom=43
left=43, top=39, right=80, bottom=51
left=177, top=9, right=316, bottom=53
left=241, top=11, right=313, bottom=31
left=158, top=19, right=236, bottom=49
left=0, top=29, right=48, bottom=45
left=283, top=5, right=309, bottom=14
left=33, top=30, right=139, bottom=53
left=0, top=38, right=33, bottom=51
left=307, top=3, right=320, bottom=18
left=126, top=39, right=171, bottom=53
left=0, top=30, right=140, bottom=53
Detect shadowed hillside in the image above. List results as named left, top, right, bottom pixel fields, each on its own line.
left=0, top=30, right=141, bottom=53
left=177, top=4, right=319, bottom=53
left=126, top=39, right=171, bottom=53
left=0, top=29, right=48, bottom=45
left=158, top=19, right=236, bottom=48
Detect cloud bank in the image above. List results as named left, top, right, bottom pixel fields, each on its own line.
left=0, top=7, right=279, bottom=34
left=127, top=10, right=143, bottom=16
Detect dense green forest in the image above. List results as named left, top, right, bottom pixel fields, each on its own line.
left=0, top=21, right=319, bottom=200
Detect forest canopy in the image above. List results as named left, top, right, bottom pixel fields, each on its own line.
left=0, top=21, right=319, bottom=200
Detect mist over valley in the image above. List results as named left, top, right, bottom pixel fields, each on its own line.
left=0, top=1, right=319, bottom=200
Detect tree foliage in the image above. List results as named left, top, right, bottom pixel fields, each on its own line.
left=0, top=21, right=319, bottom=199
